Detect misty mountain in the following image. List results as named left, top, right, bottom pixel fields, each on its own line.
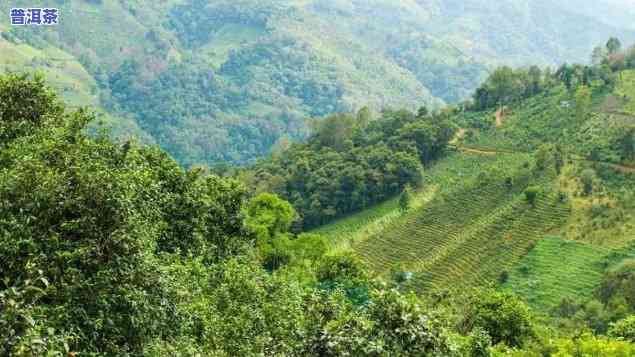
left=1, top=0, right=634, bottom=165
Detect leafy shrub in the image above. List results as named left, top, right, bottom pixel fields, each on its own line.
left=580, top=169, right=596, bottom=196
left=461, top=290, right=534, bottom=348
left=609, top=315, right=635, bottom=341
left=551, top=333, right=635, bottom=356
left=525, top=186, right=541, bottom=206
left=0, top=73, right=63, bottom=144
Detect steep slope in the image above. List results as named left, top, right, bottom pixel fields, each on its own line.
left=351, top=152, right=570, bottom=291
left=311, top=67, right=635, bottom=313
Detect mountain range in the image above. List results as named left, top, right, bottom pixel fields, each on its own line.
left=1, top=0, right=634, bottom=165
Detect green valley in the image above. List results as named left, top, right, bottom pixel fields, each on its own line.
left=4, top=1, right=635, bottom=355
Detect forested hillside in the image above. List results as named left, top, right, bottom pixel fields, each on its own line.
left=247, top=108, right=455, bottom=228
left=295, top=40, right=635, bottom=355
left=1, top=0, right=634, bottom=166
left=4, top=0, right=635, bottom=353
left=3, top=66, right=635, bottom=356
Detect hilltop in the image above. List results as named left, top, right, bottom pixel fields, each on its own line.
left=1, top=0, right=635, bottom=166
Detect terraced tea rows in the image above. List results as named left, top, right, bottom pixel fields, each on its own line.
left=504, top=236, right=609, bottom=311
left=351, top=147, right=577, bottom=292
left=355, top=181, right=519, bottom=273
left=353, top=152, right=541, bottom=278
left=312, top=153, right=513, bottom=249
left=410, top=190, right=570, bottom=291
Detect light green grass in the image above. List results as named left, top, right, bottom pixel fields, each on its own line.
left=503, top=236, right=608, bottom=311
left=615, top=70, right=635, bottom=115
left=312, top=195, right=400, bottom=241
left=349, top=152, right=566, bottom=287
left=0, top=38, right=98, bottom=107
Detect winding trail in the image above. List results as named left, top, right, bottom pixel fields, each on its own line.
left=455, top=144, right=635, bottom=174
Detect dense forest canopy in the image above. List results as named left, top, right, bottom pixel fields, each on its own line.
left=248, top=108, right=455, bottom=229
left=242, top=38, right=635, bottom=230
left=1, top=0, right=635, bottom=166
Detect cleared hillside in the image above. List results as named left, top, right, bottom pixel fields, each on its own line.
left=351, top=151, right=570, bottom=291
left=310, top=64, right=635, bottom=315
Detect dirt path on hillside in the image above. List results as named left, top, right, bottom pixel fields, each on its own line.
left=457, top=145, right=635, bottom=174
left=608, top=163, right=635, bottom=174
left=458, top=147, right=498, bottom=156
left=495, top=107, right=506, bottom=128
left=450, top=128, right=466, bottom=145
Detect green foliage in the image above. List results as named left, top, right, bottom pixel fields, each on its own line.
left=251, top=109, right=454, bottom=228
left=554, top=145, right=565, bottom=174
left=534, top=144, right=554, bottom=171
left=580, top=168, right=596, bottom=196
left=4, top=44, right=635, bottom=355
left=609, top=315, right=635, bottom=341
left=551, top=333, right=635, bottom=356
left=524, top=186, right=541, bottom=206
left=472, top=66, right=548, bottom=111
left=317, top=252, right=368, bottom=285
left=0, top=70, right=469, bottom=356
left=245, top=193, right=296, bottom=241
left=0, top=266, right=71, bottom=356
left=0, top=74, right=253, bottom=354
left=607, top=38, right=623, bottom=55
left=464, top=328, right=493, bottom=357
left=105, top=57, right=311, bottom=166
left=461, top=290, right=534, bottom=348
left=0, top=116, right=176, bottom=354
left=399, top=184, right=413, bottom=212
left=7, top=1, right=633, bottom=167
left=0, top=73, right=63, bottom=144
left=167, top=0, right=278, bottom=48
left=364, top=289, right=452, bottom=356
left=597, top=260, right=635, bottom=312
left=575, top=85, right=593, bottom=121
left=243, top=193, right=298, bottom=270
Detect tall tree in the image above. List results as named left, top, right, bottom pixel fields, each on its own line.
left=592, top=46, right=608, bottom=66
left=399, top=184, right=413, bottom=212
left=607, top=37, right=623, bottom=55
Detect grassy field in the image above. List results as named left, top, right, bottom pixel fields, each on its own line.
left=503, top=236, right=608, bottom=311
left=0, top=38, right=98, bottom=107
left=615, top=70, right=635, bottom=115
left=504, top=235, right=635, bottom=312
